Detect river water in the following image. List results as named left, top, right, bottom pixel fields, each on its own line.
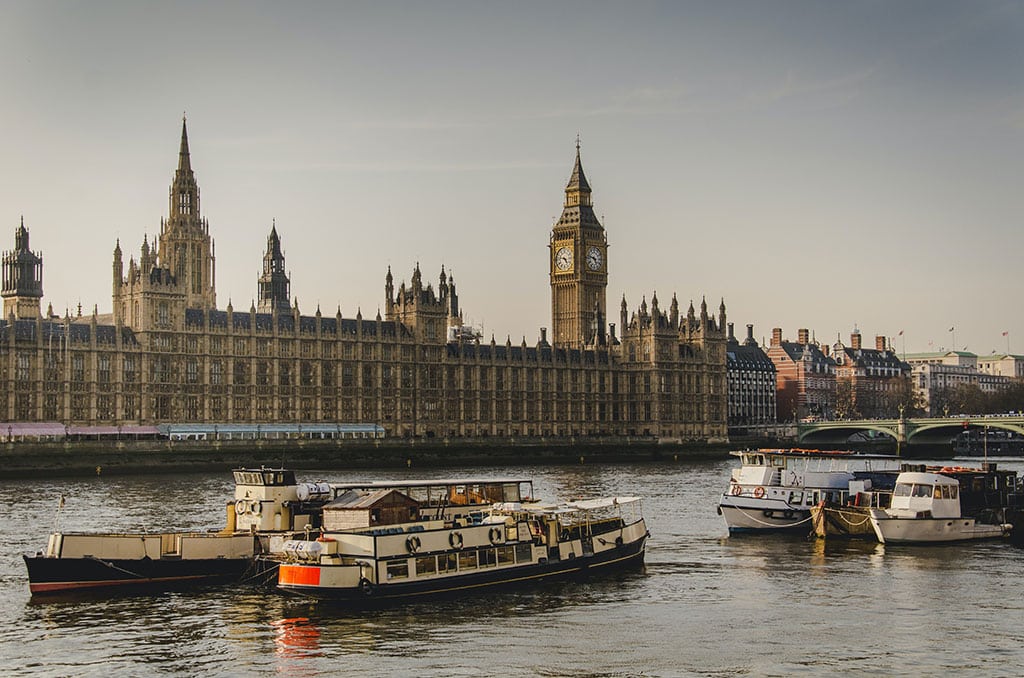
left=3, top=456, right=1024, bottom=677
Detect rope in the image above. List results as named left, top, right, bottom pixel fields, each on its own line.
left=728, top=503, right=812, bottom=528
left=85, top=555, right=145, bottom=579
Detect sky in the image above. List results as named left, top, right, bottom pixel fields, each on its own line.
left=1, top=1, right=1022, bottom=356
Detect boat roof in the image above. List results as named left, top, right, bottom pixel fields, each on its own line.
left=732, top=448, right=899, bottom=460
left=524, top=496, right=641, bottom=513
left=897, top=471, right=959, bottom=484
left=329, top=478, right=532, bottom=489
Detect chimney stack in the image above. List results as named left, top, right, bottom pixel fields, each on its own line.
left=798, top=328, right=809, bottom=345
left=851, top=331, right=862, bottom=350
left=771, top=327, right=783, bottom=347
left=727, top=322, right=735, bottom=342
left=876, top=335, right=886, bottom=351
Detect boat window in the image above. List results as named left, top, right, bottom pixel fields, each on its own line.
left=515, top=543, right=532, bottom=563
left=503, top=483, right=521, bottom=502
left=788, top=492, right=803, bottom=505
left=497, top=546, right=515, bottom=565
left=911, top=484, right=933, bottom=499
left=386, top=560, right=409, bottom=580
left=415, top=556, right=436, bottom=576
left=941, top=485, right=951, bottom=500
left=933, top=486, right=943, bottom=499
left=458, top=551, right=477, bottom=571
left=479, top=548, right=497, bottom=568
left=950, top=486, right=958, bottom=499
left=438, top=553, right=457, bottom=573
left=894, top=484, right=912, bottom=497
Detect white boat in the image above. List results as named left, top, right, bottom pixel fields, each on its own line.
left=869, top=471, right=1013, bottom=544
left=718, top=449, right=901, bottom=533
left=273, top=489, right=648, bottom=602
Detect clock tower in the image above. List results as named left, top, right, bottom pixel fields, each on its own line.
left=550, top=140, right=608, bottom=349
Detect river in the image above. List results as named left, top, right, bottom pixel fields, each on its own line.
left=2, top=456, right=1024, bottom=676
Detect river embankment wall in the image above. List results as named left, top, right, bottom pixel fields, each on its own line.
left=0, top=436, right=756, bottom=479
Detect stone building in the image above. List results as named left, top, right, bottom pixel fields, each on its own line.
left=905, top=351, right=1011, bottom=415
left=0, top=121, right=727, bottom=442
left=766, top=327, right=836, bottom=422
left=830, top=330, right=910, bottom=419
left=725, top=323, right=777, bottom=426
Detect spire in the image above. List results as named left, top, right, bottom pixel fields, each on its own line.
left=178, top=116, right=192, bottom=174
left=564, top=136, right=592, bottom=207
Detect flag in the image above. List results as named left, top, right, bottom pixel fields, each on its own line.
left=1003, top=331, right=1009, bottom=337
left=898, top=330, right=903, bottom=336
left=948, top=327, right=954, bottom=332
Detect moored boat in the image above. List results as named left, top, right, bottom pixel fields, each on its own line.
left=718, top=448, right=900, bottom=534
left=273, top=489, right=648, bottom=602
left=23, top=467, right=333, bottom=595
left=869, top=469, right=1017, bottom=544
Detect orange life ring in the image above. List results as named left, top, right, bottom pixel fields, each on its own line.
left=753, top=486, right=766, bottom=499
left=731, top=484, right=743, bottom=496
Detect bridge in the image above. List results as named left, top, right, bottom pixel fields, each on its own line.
left=797, top=416, right=1024, bottom=447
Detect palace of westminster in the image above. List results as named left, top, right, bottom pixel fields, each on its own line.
left=0, top=121, right=728, bottom=441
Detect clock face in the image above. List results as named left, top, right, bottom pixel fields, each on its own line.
left=586, top=246, right=603, bottom=271
left=555, top=246, right=573, bottom=271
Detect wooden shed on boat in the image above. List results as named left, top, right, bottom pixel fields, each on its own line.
left=322, top=489, right=420, bottom=531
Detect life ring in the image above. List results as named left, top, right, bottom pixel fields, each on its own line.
left=782, top=510, right=794, bottom=519
left=489, top=527, right=503, bottom=544
left=449, top=531, right=463, bottom=549
left=250, top=501, right=261, bottom=514
left=235, top=499, right=247, bottom=515
left=753, top=487, right=766, bottom=499
left=406, top=535, right=421, bottom=553
left=359, top=577, right=375, bottom=596
left=560, top=530, right=571, bottom=542
left=731, top=485, right=743, bottom=496
left=615, top=536, right=624, bottom=547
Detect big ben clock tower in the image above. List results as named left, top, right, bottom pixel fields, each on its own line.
left=550, top=140, right=608, bottom=349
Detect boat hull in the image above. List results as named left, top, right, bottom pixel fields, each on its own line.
left=277, top=536, right=647, bottom=602
left=718, top=498, right=811, bottom=533
left=869, top=514, right=1011, bottom=544
left=23, top=554, right=253, bottom=595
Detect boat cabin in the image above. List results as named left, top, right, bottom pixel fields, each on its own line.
left=323, top=489, right=420, bottom=531
left=888, top=472, right=960, bottom=519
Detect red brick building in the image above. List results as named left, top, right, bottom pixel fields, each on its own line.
left=766, top=327, right=836, bottom=422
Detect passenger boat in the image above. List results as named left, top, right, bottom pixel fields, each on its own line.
left=273, top=486, right=648, bottom=602
left=869, top=467, right=1018, bottom=544
left=23, top=470, right=539, bottom=595
left=718, top=449, right=900, bottom=533
left=24, top=467, right=336, bottom=595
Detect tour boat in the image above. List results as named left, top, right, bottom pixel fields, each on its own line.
left=23, top=470, right=539, bottom=596
left=869, top=470, right=1015, bottom=544
left=273, top=489, right=648, bottom=602
left=718, top=448, right=900, bottom=533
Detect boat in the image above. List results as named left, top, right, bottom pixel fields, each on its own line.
left=23, top=467, right=335, bottom=595
left=273, top=486, right=648, bottom=602
left=869, top=466, right=1019, bottom=544
left=718, top=448, right=901, bottom=533
left=23, top=470, right=539, bottom=596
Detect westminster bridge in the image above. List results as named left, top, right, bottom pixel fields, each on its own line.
left=797, top=415, right=1024, bottom=448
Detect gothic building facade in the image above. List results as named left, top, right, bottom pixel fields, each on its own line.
left=0, top=121, right=727, bottom=441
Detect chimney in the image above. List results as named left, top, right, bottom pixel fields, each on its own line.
left=876, top=335, right=886, bottom=351
left=540, top=327, right=548, bottom=345
left=822, top=344, right=830, bottom=357
left=745, top=323, right=755, bottom=345
left=727, top=322, right=735, bottom=341
left=851, top=331, right=862, bottom=350
left=771, top=327, right=783, bottom=347
left=798, top=328, right=809, bottom=345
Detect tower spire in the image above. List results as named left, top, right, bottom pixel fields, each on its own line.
left=178, top=115, right=192, bottom=174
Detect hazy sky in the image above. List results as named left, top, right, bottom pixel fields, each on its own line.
left=2, top=2, right=1022, bottom=355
